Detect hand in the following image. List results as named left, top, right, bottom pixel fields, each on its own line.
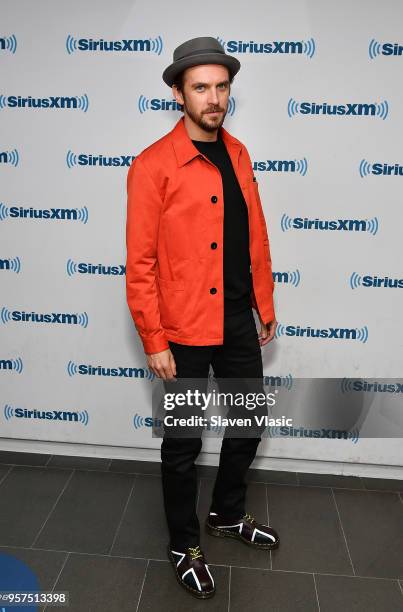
left=146, top=348, right=177, bottom=380
left=258, top=318, right=277, bottom=346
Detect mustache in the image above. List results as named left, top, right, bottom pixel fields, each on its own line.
left=204, top=108, right=225, bottom=113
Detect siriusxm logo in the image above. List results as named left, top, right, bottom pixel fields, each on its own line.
left=66, top=35, right=163, bottom=55
left=276, top=323, right=369, bottom=343
left=253, top=158, right=308, bottom=175
left=264, top=374, right=293, bottom=390
left=0, top=34, right=17, bottom=53
left=0, top=94, right=89, bottom=112
left=217, top=37, right=315, bottom=58
left=268, top=426, right=359, bottom=443
left=359, top=159, right=403, bottom=177
left=4, top=403, right=89, bottom=425
left=350, top=272, right=403, bottom=289
left=66, top=150, right=135, bottom=168
left=0, top=256, right=21, bottom=273
left=0, top=307, right=89, bottom=327
left=138, top=94, right=236, bottom=116
left=67, top=260, right=125, bottom=276
left=0, top=357, right=23, bottom=373
left=273, top=270, right=301, bottom=286
left=341, top=378, right=403, bottom=394
left=0, top=202, right=88, bottom=224
left=288, top=98, right=389, bottom=120
left=281, top=214, right=379, bottom=235
left=0, top=149, right=19, bottom=166
left=67, top=361, right=155, bottom=380
left=133, top=414, right=162, bottom=429
left=369, top=39, right=403, bottom=59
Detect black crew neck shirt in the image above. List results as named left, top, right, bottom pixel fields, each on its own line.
left=191, top=130, right=252, bottom=315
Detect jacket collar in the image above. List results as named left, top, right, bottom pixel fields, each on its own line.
left=170, top=116, right=242, bottom=168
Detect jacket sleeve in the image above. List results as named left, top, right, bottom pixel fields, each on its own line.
left=254, top=179, right=275, bottom=322
left=243, top=148, right=276, bottom=323
left=254, top=183, right=276, bottom=324
left=125, top=156, right=169, bottom=354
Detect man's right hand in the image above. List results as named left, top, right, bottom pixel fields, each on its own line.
left=146, top=348, right=177, bottom=380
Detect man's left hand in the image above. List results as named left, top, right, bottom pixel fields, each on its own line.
left=258, top=318, right=277, bottom=346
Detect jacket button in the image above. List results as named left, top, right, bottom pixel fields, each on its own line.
left=210, top=287, right=217, bottom=294
left=211, top=195, right=218, bottom=203
left=210, top=242, right=217, bottom=249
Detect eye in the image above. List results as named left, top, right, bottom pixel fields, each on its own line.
left=196, top=85, right=204, bottom=91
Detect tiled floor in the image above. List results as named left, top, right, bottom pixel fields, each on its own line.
left=0, top=451, right=402, bottom=611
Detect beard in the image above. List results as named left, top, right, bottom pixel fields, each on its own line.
left=182, top=95, right=227, bottom=133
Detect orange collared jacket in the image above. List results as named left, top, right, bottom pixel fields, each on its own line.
left=125, top=116, right=275, bottom=354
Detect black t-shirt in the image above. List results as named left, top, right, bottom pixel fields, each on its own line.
left=192, top=131, right=252, bottom=315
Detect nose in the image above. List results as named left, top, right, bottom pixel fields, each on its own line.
left=207, top=87, right=219, bottom=107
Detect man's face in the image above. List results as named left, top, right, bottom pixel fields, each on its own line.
left=173, top=64, right=231, bottom=133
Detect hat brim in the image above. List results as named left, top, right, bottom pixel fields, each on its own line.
left=162, top=52, right=240, bottom=87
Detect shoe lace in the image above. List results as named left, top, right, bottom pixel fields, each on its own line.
left=188, top=545, right=203, bottom=560
left=243, top=512, right=256, bottom=524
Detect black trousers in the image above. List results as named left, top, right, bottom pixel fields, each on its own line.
left=160, top=306, right=264, bottom=550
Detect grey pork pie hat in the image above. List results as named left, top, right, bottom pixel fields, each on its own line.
left=162, top=36, right=241, bottom=87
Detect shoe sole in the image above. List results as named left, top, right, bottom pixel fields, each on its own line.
left=205, top=522, right=280, bottom=550
left=167, top=545, right=216, bottom=599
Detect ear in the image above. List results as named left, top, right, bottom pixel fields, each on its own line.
left=172, top=85, right=184, bottom=106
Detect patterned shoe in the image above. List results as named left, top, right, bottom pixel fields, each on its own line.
left=167, top=544, right=216, bottom=599
left=205, top=511, right=280, bottom=549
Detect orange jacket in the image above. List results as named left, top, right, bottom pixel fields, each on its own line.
left=125, top=116, right=275, bottom=354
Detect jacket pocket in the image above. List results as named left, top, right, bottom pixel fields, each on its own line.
left=156, top=276, right=185, bottom=332
left=157, top=276, right=185, bottom=291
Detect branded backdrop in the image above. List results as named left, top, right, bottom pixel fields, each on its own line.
left=1, top=0, right=402, bottom=469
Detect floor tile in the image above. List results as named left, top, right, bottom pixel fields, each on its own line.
left=0, top=450, right=50, bottom=466
left=334, top=489, right=403, bottom=578
left=267, top=484, right=353, bottom=574
left=47, top=455, right=111, bottom=471
left=230, top=566, right=318, bottom=611
left=137, top=560, right=229, bottom=612
left=0, top=466, right=73, bottom=546
left=315, top=573, right=403, bottom=612
left=298, top=472, right=364, bottom=489
left=197, top=478, right=270, bottom=569
left=247, top=469, right=298, bottom=485
left=362, top=477, right=403, bottom=493
left=0, top=545, right=67, bottom=612
left=109, top=459, right=161, bottom=475
left=44, top=553, right=147, bottom=612
left=111, top=474, right=168, bottom=559
left=0, top=463, right=12, bottom=481
left=35, top=470, right=134, bottom=554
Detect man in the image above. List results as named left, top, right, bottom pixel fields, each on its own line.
left=126, top=37, right=280, bottom=599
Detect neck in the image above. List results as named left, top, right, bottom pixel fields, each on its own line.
left=183, top=113, right=218, bottom=142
